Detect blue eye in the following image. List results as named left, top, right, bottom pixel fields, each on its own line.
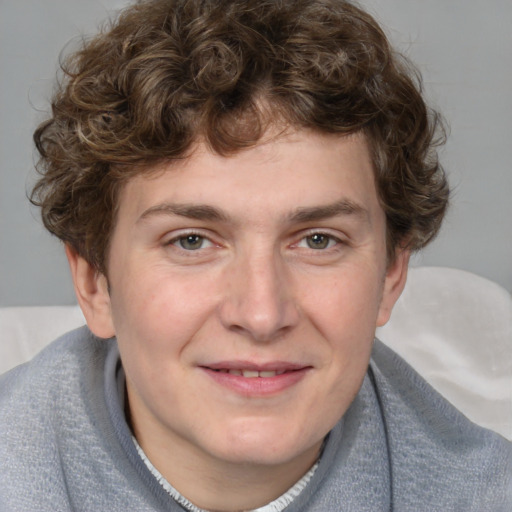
left=300, top=233, right=338, bottom=250
left=174, top=234, right=211, bottom=251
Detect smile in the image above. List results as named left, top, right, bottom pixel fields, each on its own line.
left=201, top=363, right=311, bottom=396
left=211, top=369, right=288, bottom=378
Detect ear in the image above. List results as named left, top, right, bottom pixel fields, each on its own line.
left=376, top=249, right=410, bottom=327
left=65, top=245, right=116, bottom=339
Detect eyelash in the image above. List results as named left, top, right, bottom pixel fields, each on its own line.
left=165, top=231, right=216, bottom=252
left=295, top=232, right=343, bottom=251
left=165, top=230, right=344, bottom=254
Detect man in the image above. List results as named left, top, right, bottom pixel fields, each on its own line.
left=1, top=0, right=510, bottom=510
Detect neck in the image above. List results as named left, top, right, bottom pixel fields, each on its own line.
left=133, top=426, right=322, bottom=511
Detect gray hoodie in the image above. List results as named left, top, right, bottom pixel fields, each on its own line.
left=1, top=327, right=510, bottom=511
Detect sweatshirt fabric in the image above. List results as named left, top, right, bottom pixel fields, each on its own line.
left=0, top=326, right=510, bottom=511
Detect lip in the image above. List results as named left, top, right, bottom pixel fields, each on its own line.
left=200, top=360, right=312, bottom=396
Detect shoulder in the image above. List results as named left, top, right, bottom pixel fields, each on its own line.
left=0, top=327, right=118, bottom=508
left=370, top=339, right=512, bottom=510
left=0, top=326, right=113, bottom=435
left=369, top=338, right=505, bottom=440
left=0, top=326, right=110, bottom=401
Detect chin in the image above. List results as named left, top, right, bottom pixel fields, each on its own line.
left=206, top=417, right=323, bottom=467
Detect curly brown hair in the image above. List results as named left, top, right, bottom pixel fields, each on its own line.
left=31, top=0, right=449, bottom=272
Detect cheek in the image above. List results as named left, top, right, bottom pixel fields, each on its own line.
left=302, top=266, right=384, bottom=341
left=110, top=269, right=218, bottom=354
left=314, top=272, right=381, bottom=399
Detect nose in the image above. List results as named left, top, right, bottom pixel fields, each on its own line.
left=218, top=249, right=300, bottom=342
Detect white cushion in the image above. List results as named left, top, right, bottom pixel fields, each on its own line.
left=377, top=266, right=512, bottom=440
left=1, top=267, right=510, bottom=440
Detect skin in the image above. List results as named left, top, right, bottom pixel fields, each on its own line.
left=68, top=129, right=409, bottom=511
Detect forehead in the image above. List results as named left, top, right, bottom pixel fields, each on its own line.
left=115, top=130, right=382, bottom=227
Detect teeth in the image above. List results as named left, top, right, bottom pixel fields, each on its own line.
left=242, top=370, right=260, bottom=378
left=214, top=368, right=293, bottom=377
left=221, top=369, right=284, bottom=378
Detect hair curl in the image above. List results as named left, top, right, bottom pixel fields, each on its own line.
left=32, top=0, right=449, bottom=272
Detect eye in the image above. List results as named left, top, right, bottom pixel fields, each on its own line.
left=298, top=233, right=339, bottom=250
left=172, top=234, right=213, bottom=251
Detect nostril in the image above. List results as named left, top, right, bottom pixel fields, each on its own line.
left=217, top=267, right=300, bottom=341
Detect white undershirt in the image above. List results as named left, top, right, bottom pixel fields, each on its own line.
left=132, top=436, right=318, bottom=512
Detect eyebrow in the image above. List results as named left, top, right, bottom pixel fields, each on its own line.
left=288, top=199, right=370, bottom=224
left=137, top=199, right=369, bottom=225
left=138, top=203, right=229, bottom=223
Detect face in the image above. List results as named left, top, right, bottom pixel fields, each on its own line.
left=72, top=130, right=407, bottom=484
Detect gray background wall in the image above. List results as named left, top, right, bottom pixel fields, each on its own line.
left=1, top=0, right=511, bottom=306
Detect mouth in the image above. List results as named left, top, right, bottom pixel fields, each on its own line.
left=199, top=362, right=311, bottom=395
left=209, top=368, right=289, bottom=378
